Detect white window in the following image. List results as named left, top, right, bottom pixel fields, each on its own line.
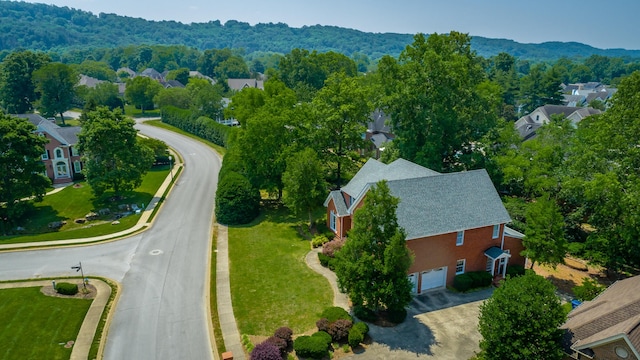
left=71, top=146, right=79, bottom=156
left=330, top=210, right=336, bottom=232
left=456, top=259, right=466, bottom=275
left=55, top=148, right=63, bottom=159
left=492, top=224, right=500, bottom=239
left=456, top=231, right=464, bottom=246
left=73, top=161, right=82, bottom=173
left=41, top=150, right=49, bottom=160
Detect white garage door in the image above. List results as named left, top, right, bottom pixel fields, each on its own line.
left=420, top=267, right=447, bottom=292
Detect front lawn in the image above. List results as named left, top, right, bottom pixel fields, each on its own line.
left=0, top=166, right=169, bottom=244
left=0, top=286, right=92, bottom=360
left=229, top=205, right=332, bottom=336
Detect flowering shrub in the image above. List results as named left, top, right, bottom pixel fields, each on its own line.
left=321, top=237, right=345, bottom=257
left=250, top=342, right=282, bottom=360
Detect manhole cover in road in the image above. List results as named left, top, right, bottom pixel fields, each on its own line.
left=149, top=249, right=163, bottom=256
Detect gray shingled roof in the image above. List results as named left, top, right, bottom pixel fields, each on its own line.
left=386, top=169, right=511, bottom=240
left=341, top=158, right=439, bottom=198
left=561, top=276, right=640, bottom=355
left=324, top=190, right=349, bottom=216
left=14, top=114, right=80, bottom=145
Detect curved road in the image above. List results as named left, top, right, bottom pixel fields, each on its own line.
left=0, top=122, right=221, bottom=360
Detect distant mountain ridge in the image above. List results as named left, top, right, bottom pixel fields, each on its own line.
left=1, top=1, right=639, bottom=61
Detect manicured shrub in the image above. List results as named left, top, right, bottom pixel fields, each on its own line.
left=506, top=265, right=526, bottom=278
left=470, top=271, right=493, bottom=287
left=311, top=330, right=332, bottom=346
left=265, top=336, right=287, bottom=357
left=241, top=334, right=255, bottom=353
left=353, top=321, right=369, bottom=336
left=317, top=252, right=331, bottom=267
left=294, top=335, right=329, bottom=359
left=353, top=305, right=377, bottom=323
left=387, top=307, right=407, bottom=324
left=348, top=326, right=364, bottom=348
left=321, top=306, right=352, bottom=322
left=250, top=341, right=282, bottom=360
left=55, top=282, right=78, bottom=295
left=328, top=319, right=353, bottom=342
left=273, top=326, right=293, bottom=347
left=454, top=273, right=473, bottom=292
left=311, top=235, right=329, bottom=248
left=321, top=238, right=345, bottom=258
left=215, top=171, right=260, bottom=225
left=316, top=318, right=330, bottom=333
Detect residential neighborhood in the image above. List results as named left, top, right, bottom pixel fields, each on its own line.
left=1, top=5, right=640, bottom=360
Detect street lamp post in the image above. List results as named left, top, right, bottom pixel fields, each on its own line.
left=71, top=262, right=86, bottom=289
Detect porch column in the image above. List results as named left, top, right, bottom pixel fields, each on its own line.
left=501, top=257, right=508, bottom=277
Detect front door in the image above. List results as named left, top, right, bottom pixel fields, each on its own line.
left=497, top=257, right=507, bottom=275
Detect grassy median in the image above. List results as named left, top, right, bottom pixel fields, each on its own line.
left=0, top=286, right=92, bottom=360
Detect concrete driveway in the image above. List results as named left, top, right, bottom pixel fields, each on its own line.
left=346, top=287, right=493, bottom=360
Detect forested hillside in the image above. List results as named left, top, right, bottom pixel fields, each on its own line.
left=1, top=1, right=639, bottom=61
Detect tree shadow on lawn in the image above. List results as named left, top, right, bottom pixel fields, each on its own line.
left=17, top=205, right=66, bottom=234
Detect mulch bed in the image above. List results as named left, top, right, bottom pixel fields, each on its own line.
left=40, top=283, right=97, bottom=300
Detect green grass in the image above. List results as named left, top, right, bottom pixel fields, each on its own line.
left=0, top=286, right=92, bottom=360
left=229, top=205, right=332, bottom=336
left=124, top=104, right=161, bottom=118
left=0, top=166, right=169, bottom=244
left=210, top=225, right=226, bottom=356
left=145, top=120, right=227, bottom=156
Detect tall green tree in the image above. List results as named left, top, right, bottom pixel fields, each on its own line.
left=282, top=148, right=327, bottom=229
left=478, top=272, right=566, bottom=360
left=311, top=72, right=370, bottom=187
left=519, top=64, right=563, bottom=114
left=378, top=32, right=499, bottom=172
left=334, top=180, right=413, bottom=315
left=565, top=71, right=640, bottom=271
left=523, top=196, right=567, bottom=269
left=0, top=114, right=50, bottom=234
left=78, top=82, right=124, bottom=111
left=0, top=50, right=50, bottom=113
left=186, top=78, right=224, bottom=119
left=153, top=87, right=191, bottom=109
left=124, top=76, right=163, bottom=113
left=32, top=62, right=78, bottom=125
left=236, top=80, right=297, bottom=197
left=77, top=107, right=154, bottom=197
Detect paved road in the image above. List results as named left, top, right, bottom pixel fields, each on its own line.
left=0, top=122, right=221, bottom=360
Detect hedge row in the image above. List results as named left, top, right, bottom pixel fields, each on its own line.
left=453, top=271, right=493, bottom=292
left=161, top=106, right=234, bottom=148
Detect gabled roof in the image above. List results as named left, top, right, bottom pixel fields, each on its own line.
left=78, top=74, right=104, bottom=88
left=227, top=78, right=264, bottom=91
left=367, top=109, right=391, bottom=134
left=341, top=158, right=439, bottom=198
left=370, top=133, right=392, bottom=149
left=140, top=68, right=162, bottom=80
left=14, top=114, right=80, bottom=146
left=324, top=190, right=349, bottom=216
left=333, top=158, right=510, bottom=240
left=387, top=169, right=511, bottom=239
left=561, top=276, right=640, bottom=357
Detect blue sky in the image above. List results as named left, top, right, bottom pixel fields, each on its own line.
left=21, top=0, right=640, bottom=50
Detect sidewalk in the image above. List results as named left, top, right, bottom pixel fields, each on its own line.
left=0, top=278, right=112, bottom=360
left=216, top=225, right=245, bottom=360
left=305, top=248, right=350, bottom=310
left=0, top=157, right=181, bottom=251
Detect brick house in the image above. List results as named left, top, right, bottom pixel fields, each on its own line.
left=16, top=114, right=82, bottom=185
left=561, top=276, right=640, bottom=360
left=324, top=158, right=525, bottom=294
